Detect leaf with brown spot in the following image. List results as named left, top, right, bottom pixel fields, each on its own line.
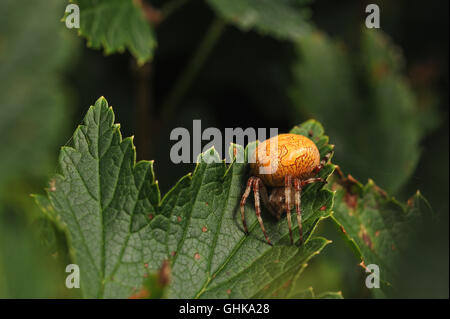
left=330, top=170, right=434, bottom=295
left=130, top=260, right=171, bottom=299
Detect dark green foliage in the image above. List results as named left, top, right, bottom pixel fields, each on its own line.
left=330, top=172, right=434, bottom=295
left=0, top=0, right=79, bottom=298
left=70, top=0, right=157, bottom=64
left=0, top=0, right=446, bottom=300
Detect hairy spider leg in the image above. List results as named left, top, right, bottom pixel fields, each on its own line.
left=293, top=176, right=325, bottom=245
left=253, top=178, right=272, bottom=245
left=257, top=179, right=276, bottom=216
left=241, top=176, right=275, bottom=244
left=301, top=177, right=324, bottom=187
left=313, top=151, right=333, bottom=175
left=294, top=179, right=303, bottom=245
left=285, top=175, right=294, bottom=244
left=240, top=177, right=254, bottom=234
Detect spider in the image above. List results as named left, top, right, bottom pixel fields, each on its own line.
left=240, top=133, right=330, bottom=246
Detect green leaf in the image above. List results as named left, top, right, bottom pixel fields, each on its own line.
left=330, top=172, right=434, bottom=294
left=70, top=0, right=156, bottom=64
left=290, top=29, right=438, bottom=193
left=206, top=0, right=312, bottom=41
left=36, top=97, right=336, bottom=298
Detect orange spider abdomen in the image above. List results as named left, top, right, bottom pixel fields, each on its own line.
left=250, top=134, right=320, bottom=187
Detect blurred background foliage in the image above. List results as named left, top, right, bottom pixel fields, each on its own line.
left=0, top=0, right=448, bottom=298
left=0, top=0, right=80, bottom=297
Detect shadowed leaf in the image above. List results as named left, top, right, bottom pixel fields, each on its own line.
left=330, top=170, right=434, bottom=294
left=206, top=0, right=312, bottom=41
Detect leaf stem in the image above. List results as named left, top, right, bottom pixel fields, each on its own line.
left=160, top=17, right=226, bottom=122
left=135, top=62, right=154, bottom=160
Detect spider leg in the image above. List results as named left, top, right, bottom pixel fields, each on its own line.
left=301, top=177, right=324, bottom=187
left=285, top=175, right=294, bottom=245
left=253, top=178, right=272, bottom=245
left=240, top=177, right=254, bottom=234
left=257, top=178, right=276, bottom=217
left=321, top=151, right=332, bottom=166
left=312, top=151, right=333, bottom=175
left=294, top=178, right=303, bottom=245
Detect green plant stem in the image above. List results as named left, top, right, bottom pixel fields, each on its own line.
left=160, top=17, right=226, bottom=122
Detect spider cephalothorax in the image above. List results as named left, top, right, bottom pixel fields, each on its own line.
left=240, top=134, right=330, bottom=245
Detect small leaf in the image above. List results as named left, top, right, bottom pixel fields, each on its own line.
left=37, top=97, right=336, bottom=298
left=206, top=0, right=312, bottom=41
left=69, top=0, right=157, bottom=64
